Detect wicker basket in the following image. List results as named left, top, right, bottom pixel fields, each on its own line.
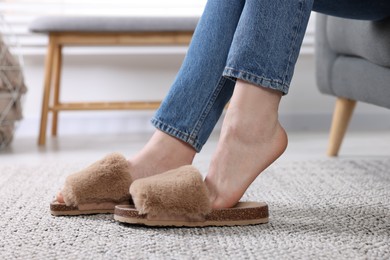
left=0, top=23, right=27, bottom=149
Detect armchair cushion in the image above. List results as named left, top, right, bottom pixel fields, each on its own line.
left=327, top=17, right=390, bottom=67
left=316, top=14, right=390, bottom=109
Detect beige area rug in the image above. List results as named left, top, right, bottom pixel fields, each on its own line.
left=0, top=158, right=389, bottom=259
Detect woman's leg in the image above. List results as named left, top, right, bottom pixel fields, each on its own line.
left=206, top=0, right=314, bottom=209
left=151, top=0, right=246, bottom=152
left=206, top=80, right=288, bottom=209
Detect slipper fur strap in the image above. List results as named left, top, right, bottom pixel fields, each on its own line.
left=62, top=153, right=132, bottom=206
left=130, top=165, right=212, bottom=221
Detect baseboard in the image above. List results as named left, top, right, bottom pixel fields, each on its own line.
left=14, top=112, right=390, bottom=138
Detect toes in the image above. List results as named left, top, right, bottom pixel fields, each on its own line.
left=56, top=191, right=65, bottom=203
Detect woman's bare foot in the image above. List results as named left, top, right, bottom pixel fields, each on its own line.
left=205, top=80, right=288, bottom=209
left=129, top=130, right=196, bottom=180
left=56, top=130, right=196, bottom=203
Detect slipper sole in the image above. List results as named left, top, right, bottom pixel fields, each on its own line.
left=50, top=200, right=130, bottom=216
left=114, top=202, right=269, bottom=227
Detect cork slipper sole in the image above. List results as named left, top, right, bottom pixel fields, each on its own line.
left=114, top=202, right=269, bottom=227
left=50, top=200, right=131, bottom=216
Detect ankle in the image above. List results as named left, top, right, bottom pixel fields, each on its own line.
left=153, top=131, right=195, bottom=161
left=221, top=110, right=281, bottom=146
left=129, top=130, right=196, bottom=180
left=222, top=80, right=283, bottom=142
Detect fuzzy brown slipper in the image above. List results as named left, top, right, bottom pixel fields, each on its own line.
left=114, top=165, right=268, bottom=227
left=50, top=153, right=133, bottom=216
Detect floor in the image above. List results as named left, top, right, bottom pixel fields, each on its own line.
left=2, top=132, right=389, bottom=259
left=1, top=131, right=389, bottom=166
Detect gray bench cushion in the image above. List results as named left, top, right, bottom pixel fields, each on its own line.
left=29, top=16, right=199, bottom=33
left=327, top=16, right=390, bottom=67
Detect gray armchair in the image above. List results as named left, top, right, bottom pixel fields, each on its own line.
left=315, top=14, right=390, bottom=156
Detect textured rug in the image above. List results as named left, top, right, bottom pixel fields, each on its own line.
left=0, top=158, right=389, bottom=259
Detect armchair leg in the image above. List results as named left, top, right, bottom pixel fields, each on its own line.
left=327, top=97, right=357, bottom=157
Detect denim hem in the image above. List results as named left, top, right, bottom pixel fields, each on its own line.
left=151, top=118, right=203, bottom=152
left=223, top=67, right=290, bottom=95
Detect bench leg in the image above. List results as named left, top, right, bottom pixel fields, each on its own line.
left=38, top=36, right=56, bottom=146
left=51, top=44, right=63, bottom=136
left=327, top=97, right=357, bottom=157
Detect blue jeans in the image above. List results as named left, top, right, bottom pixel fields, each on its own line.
left=152, top=0, right=390, bottom=152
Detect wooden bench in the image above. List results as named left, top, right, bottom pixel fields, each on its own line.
left=29, top=16, right=198, bottom=145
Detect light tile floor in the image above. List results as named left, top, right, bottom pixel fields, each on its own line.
left=1, top=131, right=389, bottom=166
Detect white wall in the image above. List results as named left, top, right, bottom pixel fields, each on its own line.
left=16, top=50, right=390, bottom=139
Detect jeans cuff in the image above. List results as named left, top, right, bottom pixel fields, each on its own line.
left=151, top=118, right=204, bottom=152
left=223, top=67, right=290, bottom=95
